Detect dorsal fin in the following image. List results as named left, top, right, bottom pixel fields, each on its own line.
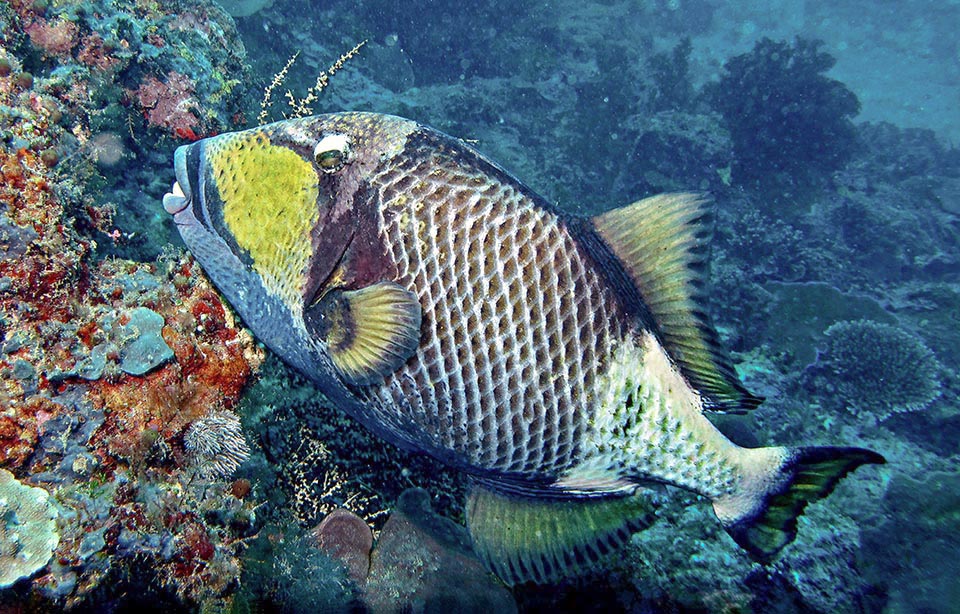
left=593, top=193, right=761, bottom=412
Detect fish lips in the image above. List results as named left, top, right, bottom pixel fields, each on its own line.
left=163, top=144, right=201, bottom=225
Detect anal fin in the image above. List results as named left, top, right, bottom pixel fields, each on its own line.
left=466, top=483, right=657, bottom=585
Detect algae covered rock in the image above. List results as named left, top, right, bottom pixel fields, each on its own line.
left=0, top=469, right=59, bottom=587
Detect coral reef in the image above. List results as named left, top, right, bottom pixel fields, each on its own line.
left=234, top=525, right=358, bottom=612
left=244, top=355, right=467, bottom=530
left=760, top=282, right=895, bottom=366
left=0, top=468, right=59, bottom=588
left=2, top=0, right=251, bottom=262
left=706, top=37, right=861, bottom=200
left=0, top=4, right=265, bottom=607
left=806, top=319, right=942, bottom=420
left=132, top=71, right=205, bottom=141
left=1, top=0, right=958, bottom=610
left=614, top=110, right=731, bottom=197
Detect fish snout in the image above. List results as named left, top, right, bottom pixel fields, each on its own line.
left=162, top=144, right=193, bottom=216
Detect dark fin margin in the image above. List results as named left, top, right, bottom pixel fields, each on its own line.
left=466, top=483, right=657, bottom=586
left=592, top=193, right=762, bottom=412
left=716, top=446, right=886, bottom=561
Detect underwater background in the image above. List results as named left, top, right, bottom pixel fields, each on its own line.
left=0, top=0, right=958, bottom=612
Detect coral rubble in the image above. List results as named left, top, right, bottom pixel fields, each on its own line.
left=0, top=1, right=264, bottom=608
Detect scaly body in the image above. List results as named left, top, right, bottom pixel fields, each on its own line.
left=164, top=112, right=883, bottom=584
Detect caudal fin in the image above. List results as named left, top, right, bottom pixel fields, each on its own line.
left=713, top=446, right=885, bottom=561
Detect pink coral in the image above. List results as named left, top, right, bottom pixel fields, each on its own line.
left=25, top=18, right=79, bottom=59
left=132, top=71, right=201, bottom=140
left=77, top=33, right=120, bottom=72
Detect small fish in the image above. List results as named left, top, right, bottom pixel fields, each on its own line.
left=163, top=112, right=884, bottom=584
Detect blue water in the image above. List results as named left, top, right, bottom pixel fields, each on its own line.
left=1, top=0, right=958, bottom=611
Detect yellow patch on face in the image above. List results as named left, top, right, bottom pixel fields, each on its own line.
left=207, top=131, right=319, bottom=311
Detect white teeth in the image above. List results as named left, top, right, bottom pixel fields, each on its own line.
left=163, top=180, right=189, bottom=215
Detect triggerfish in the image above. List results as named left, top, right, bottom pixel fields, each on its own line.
left=163, top=112, right=884, bottom=584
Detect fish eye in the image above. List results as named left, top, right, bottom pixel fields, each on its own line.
left=314, top=133, right=351, bottom=173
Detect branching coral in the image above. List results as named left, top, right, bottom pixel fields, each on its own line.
left=257, top=41, right=367, bottom=124
left=812, top=319, right=941, bottom=419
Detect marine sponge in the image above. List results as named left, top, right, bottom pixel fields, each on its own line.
left=0, top=469, right=59, bottom=587
left=815, top=319, right=941, bottom=419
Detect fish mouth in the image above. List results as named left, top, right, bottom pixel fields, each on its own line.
left=162, top=145, right=193, bottom=216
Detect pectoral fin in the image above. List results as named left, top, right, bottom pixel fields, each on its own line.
left=304, top=281, right=422, bottom=384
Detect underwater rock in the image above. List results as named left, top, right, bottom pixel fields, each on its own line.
left=863, top=470, right=960, bottom=612
left=364, top=488, right=516, bottom=613
left=118, top=307, right=174, bottom=376
left=0, top=469, right=60, bottom=587
left=773, top=507, right=871, bottom=613
left=311, top=508, right=373, bottom=586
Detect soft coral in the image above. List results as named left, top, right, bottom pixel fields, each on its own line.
left=132, top=71, right=202, bottom=140
left=707, top=37, right=860, bottom=197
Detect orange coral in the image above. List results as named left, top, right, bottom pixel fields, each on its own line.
left=86, top=258, right=261, bottom=470
left=0, top=395, right=65, bottom=470
left=0, top=148, right=90, bottom=324
left=131, top=71, right=202, bottom=139
left=77, top=33, right=120, bottom=71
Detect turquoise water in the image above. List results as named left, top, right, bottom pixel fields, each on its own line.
left=0, top=1, right=957, bottom=611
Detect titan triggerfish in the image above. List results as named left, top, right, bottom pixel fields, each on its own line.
left=163, top=112, right=884, bottom=584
